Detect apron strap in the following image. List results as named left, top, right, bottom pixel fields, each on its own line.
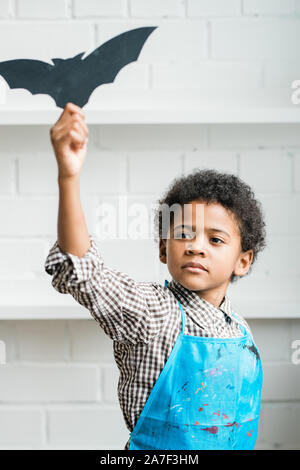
left=177, top=300, right=186, bottom=334
left=164, top=279, right=186, bottom=335
left=230, top=311, right=248, bottom=336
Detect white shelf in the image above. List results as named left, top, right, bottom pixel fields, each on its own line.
left=231, top=300, right=300, bottom=321
left=1, top=107, right=300, bottom=125
left=1, top=88, right=299, bottom=124
left=0, top=301, right=299, bottom=320
left=0, top=305, right=88, bottom=320
left=0, top=279, right=90, bottom=320
left=0, top=278, right=298, bottom=320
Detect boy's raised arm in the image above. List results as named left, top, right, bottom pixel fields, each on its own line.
left=50, top=102, right=90, bottom=257
left=45, top=102, right=169, bottom=344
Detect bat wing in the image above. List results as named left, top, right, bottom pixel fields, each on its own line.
left=0, top=59, right=55, bottom=97
left=0, top=27, right=157, bottom=109
left=80, top=26, right=157, bottom=95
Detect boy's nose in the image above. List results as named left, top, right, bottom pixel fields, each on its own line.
left=184, top=237, right=207, bottom=254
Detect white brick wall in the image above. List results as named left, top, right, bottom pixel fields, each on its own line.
left=211, top=19, right=300, bottom=60
left=0, top=0, right=299, bottom=451
left=0, top=408, right=44, bottom=447
left=152, top=61, right=263, bottom=89
left=47, top=406, right=127, bottom=449
left=16, top=0, right=69, bottom=19
left=129, top=0, right=185, bottom=18
left=187, top=0, right=241, bottom=17
left=243, top=0, right=295, bottom=16
left=264, top=61, right=300, bottom=88
left=0, top=23, right=94, bottom=61
left=73, top=0, right=127, bottom=18
left=0, top=0, right=12, bottom=18
left=239, top=150, right=293, bottom=192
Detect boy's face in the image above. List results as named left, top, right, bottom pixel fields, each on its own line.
left=159, top=200, right=253, bottom=306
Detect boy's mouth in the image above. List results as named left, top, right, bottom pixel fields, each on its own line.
left=182, top=262, right=208, bottom=272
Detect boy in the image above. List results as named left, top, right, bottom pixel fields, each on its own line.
left=45, top=103, right=266, bottom=450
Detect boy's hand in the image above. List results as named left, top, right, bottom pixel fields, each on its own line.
left=50, top=102, right=89, bottom=179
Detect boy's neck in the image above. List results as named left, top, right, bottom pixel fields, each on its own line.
left=193, top=289, right=227, bottom=309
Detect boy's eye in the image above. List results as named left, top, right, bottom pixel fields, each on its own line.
left=174, top=233, right=224, bottom=243
left=211, top=237, right=223, bottom=244
left=174, top=231, right=193, bottom=239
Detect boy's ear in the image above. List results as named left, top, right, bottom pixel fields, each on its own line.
left=159, top=239, right=167, bottom=264
left=233, top=249, right=254, bottom=277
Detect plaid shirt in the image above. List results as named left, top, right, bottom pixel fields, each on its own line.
left=44, top=234, right=252, bottom=450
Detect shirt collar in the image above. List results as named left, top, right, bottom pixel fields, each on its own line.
left=166, top=278, right=233, bottom=322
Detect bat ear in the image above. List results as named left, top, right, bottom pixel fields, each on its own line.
left=51, top=52, right=84, bottom=65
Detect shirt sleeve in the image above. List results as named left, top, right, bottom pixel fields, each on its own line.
left=44, top=234, right=169, bottom=344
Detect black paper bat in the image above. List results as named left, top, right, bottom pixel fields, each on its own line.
left=0, top=26, right=157, bottom=109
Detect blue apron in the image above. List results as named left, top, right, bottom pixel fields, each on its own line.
left=129, top=280, right=263, bottom=450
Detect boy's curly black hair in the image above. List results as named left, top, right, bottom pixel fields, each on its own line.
left=153, top=168, right=267, bottom=283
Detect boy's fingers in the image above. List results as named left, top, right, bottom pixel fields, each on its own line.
left=71, top=114, right=89, bottom=136
left=56, top=102, right=83, bottom=123
left=70, top=129, right=86, bottom=146
left=64, top=104, right=86, bottom=125
left=51, top=104, right=88, bottom=144
left=51, top=118, right=88, bottom=144
left=65, top=102, right=84, bottom=117
left=53, top=112, right=87, bottom=140
left=72, top=121, right=86, bottom=140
